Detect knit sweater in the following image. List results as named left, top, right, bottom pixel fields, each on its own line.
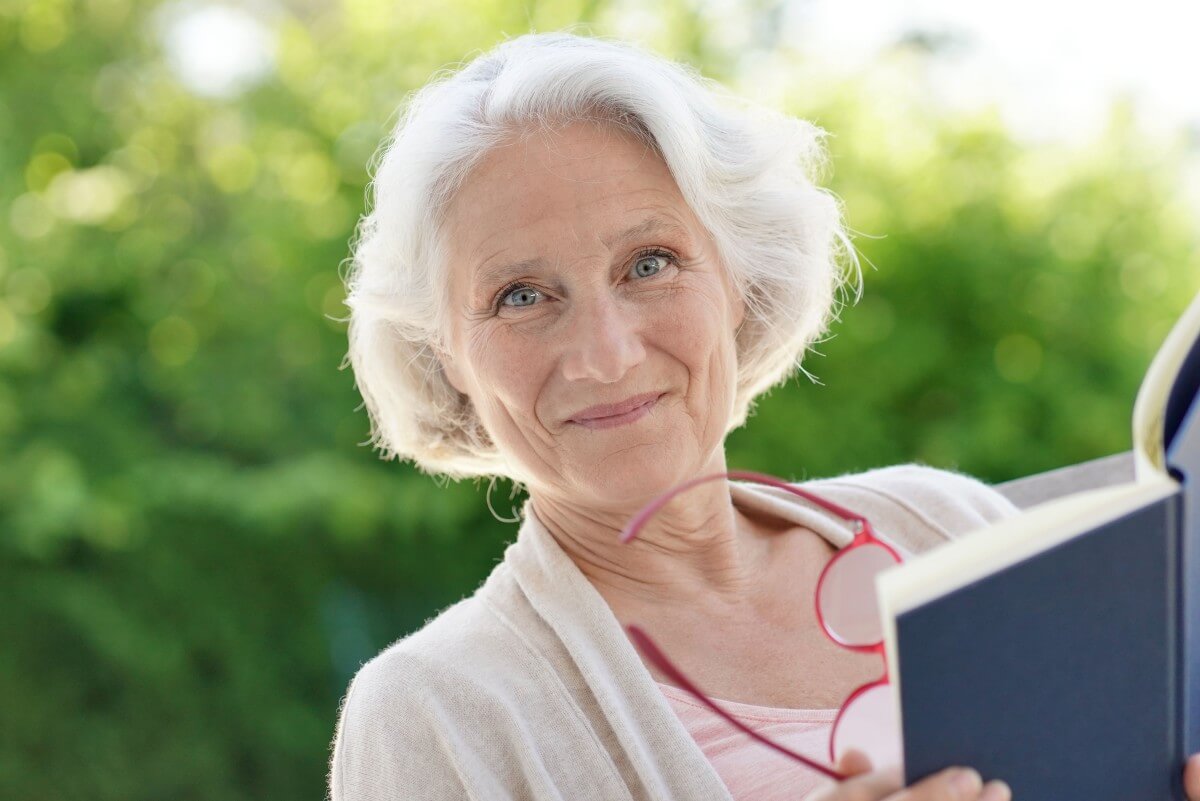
left=327, top=464, right=1021, bottom=801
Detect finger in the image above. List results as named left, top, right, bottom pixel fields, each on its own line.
left=804, top=751, right=886, bottom=801
left=886, top=767, right=982, bottom=801
left=828, top=763, right=905, bottom=801
left=836, top=748, right=875, bottom=777
left=1184, top=753, right=1200, bottom=801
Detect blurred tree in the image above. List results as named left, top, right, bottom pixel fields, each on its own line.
left=1, top=0, right=1197, bottom=798
left=727, top=57, right=1200, bottom=482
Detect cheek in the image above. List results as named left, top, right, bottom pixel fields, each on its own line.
left=465, top=327, right=545, bottom=407
left=657, top=282, right=734, bottom=355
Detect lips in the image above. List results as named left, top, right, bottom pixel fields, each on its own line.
left=568, top=392, right=663, bottom=423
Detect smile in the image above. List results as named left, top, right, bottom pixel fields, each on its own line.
left=570, top=394, right=661, bottom=430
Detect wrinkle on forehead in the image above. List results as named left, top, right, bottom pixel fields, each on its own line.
left=444, top=117, right=663, bottom=232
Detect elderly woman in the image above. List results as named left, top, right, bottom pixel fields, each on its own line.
left=327, top=32, right=1200, bottom=801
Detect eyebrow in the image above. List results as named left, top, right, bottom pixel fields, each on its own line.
left=473, top=216, right=690, bottom=290
left=602, top=216, right=689, bottom=249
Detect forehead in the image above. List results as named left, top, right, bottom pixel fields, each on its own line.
left=440, top=120, right=697, bottom=271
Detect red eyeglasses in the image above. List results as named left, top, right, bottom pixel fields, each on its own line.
left=619, top=470, right=905, bottom=781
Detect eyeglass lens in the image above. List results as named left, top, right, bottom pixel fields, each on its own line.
left=820, top=541, right=904, bottom=771
left=819, top=542, right=899, bottom=646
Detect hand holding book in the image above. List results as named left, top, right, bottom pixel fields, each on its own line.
left=874, top=286, right=1200, bottom=801
left=806, top=749, right=1010, bottom=801
left=805, top=748, right=1200, bottom=801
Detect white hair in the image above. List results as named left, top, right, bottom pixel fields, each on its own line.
left=342, top=31, right=861, bottom=481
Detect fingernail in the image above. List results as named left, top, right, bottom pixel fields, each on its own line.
left=951, top=768, right=982, bottom=796
left=980, top=779, right=1012, bottom=801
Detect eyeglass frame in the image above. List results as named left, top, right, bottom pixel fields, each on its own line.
left=617, top=469, right=905, bottom=782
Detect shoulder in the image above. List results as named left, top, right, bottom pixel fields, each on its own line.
left=334, top=584, right=524, bottom=720
left=328, top=560, right=578, bottom=800
left=327, top=612, right=463, bottom=800
left=328, top=593, right=518, bottom=800
left=804, top=462, right=1021, bottom=550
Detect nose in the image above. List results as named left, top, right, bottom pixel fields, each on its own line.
left=560, top=292, right=646, bottom=384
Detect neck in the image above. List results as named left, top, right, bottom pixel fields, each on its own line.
left=527, top=477, right=779, bottom=614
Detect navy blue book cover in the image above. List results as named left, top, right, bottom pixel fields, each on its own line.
left=896, top=492, right=1186, bottom=800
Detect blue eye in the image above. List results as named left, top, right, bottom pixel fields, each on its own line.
left=500, top=284, right=541, bottom=308
left=496, top=252, right=672, bottom=311
left=630, top=253, right=668, bottom=278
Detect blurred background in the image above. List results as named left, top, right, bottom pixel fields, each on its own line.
left=3, top=0, right=1199, bottom=797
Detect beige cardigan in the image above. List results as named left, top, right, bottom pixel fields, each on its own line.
left=327, top=464, right=1021, bottom=800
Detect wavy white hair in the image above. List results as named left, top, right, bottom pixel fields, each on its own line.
left=342, top=32, right=861, bottom=481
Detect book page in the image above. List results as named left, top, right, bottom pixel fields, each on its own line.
left=877, top=476, right=1177, bottom=614
left=1132, top=289, right=1200, bottom=479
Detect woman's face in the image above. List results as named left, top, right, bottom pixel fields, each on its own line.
left=438, top=120, right=745, bottom=508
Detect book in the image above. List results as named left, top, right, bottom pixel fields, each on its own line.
left=875, top=285, right=1200, bottom=801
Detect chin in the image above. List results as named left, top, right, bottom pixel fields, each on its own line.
left=575, top=448, right=695, bottom=508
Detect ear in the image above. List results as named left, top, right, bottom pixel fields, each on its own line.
left=718, top=259, right=746, bottom=333
left=431, top=341, right=469, bottom=397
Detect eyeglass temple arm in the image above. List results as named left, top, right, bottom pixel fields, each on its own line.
left=619, top=470, right=868, bottom=545
left=626, top=624, right=849, bottom=781
left=619, top=468, right=871, bottom=781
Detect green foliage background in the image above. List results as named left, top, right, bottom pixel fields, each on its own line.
left=2, top=0, right=1198, bottom=798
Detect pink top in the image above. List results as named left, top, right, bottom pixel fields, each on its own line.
left=657, top=682, right=842, bottom=800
